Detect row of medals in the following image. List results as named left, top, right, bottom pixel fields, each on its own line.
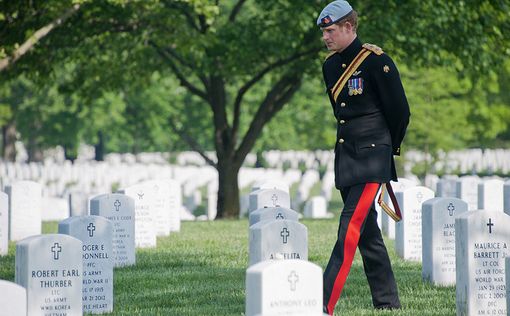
left=348, top=87, right=363, bottom=96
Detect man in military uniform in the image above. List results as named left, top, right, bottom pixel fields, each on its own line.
left=317, top=1, right=410, bottom=314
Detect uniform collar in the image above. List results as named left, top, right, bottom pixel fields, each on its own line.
left=337, top=37, right=362, bottom=61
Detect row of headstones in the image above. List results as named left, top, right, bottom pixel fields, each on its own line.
left=245, top=182, right=326, bottom=316
left=423, top=201, right=510, bottom=315
left=405, top=149, right=510, bottom=175
left=378, top=181, right=510, bottom=315
left=2, top=160, right=332, bottom=222
left=435, top=176, right=510, bottom=212
left=0, top=184, right=183, bottom=315
left=380, top=177, right=510, bottom=242
left=246, top=181, right=333, bottom=220
left=0, top=161, right=213, bottom=215
left=0, top=179, right=183, bottom=257
left=2, top=214, right=117, bottom=315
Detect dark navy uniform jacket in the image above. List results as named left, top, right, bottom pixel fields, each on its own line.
left=322, top=37, right=410, bottom=189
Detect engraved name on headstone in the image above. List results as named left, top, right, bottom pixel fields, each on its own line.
left=395, top=186, right=435, bottom=262
left=119, top=183, right=157, bottom=248
left=15, top=234, right=83, bottom=316
left=456, top=211, right=510, bottom=316
left=144, top=180, right=171, bottom=237
left=90, top=193, right=136, bottom=267
left=422, top=197, right=468, bottom=286
left=245, top=259, right=323, bottom=316
left=59, top=216, right=114, bottom=314
left=249, top=219, right=307, bottom=266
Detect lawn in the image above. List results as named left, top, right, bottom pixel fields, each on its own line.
left=0, top=219, right=455, bottom=315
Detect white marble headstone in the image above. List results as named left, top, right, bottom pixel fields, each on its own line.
left=505, top=181, right=510, bottom=216
left=506, top=257, right=510, bottom=314
left=478, top=179, right=504, bottom=212
left=0, top=191, right=8, bottom=255
left=119, top=183, right=157, bottom=248
left=424, top=174, right=440, bottom=191
left=6, top=181, right=42, bottom=241
left=422, top=197, right=468, bottom=286
left=249, top=207, right=300, bottom=227
left=168, top=179, right=182, bottom=232
left=456, top=210, right=510, bottom=316
left=395, top=186, right=435, bottom=262
left=249, top=188, right=291, bottom=214
left=206, top=181, right=217, bottom=221
left=144, top=180, right=171, bottom=236
left=303, top=196, right=332, bottom=219
left=0, top=280, right=27, bottom=316
left=41, top=197, right=69, bottom=221
left=251, top=180, right=290, bottom=194
left=456, top=175, right=480, bottom=211
left=249, top=219, right=308, bottom=266
left=90, top=193, right=136, bottom=267
left=246, top=259, right=323, bottom=316
left=436, top=176, right=458, bottom=198
left=15, top=234, right=83, bottom=316
left=68, top=191, right=89, bottom=217
left=58, top=216, right=114, bottom=314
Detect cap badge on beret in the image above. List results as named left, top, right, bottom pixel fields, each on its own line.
left=321, top=16, right=332, bottom=25
left=317, top=0, right=353, bottom=27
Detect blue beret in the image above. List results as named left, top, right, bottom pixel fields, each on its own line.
left=317, top=0, right=353, bottom=27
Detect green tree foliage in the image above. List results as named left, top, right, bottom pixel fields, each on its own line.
left=1, top=0, right=509, bottom=217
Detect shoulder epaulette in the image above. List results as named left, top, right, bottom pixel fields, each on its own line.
left=323, top=51, right=338, bottom=62
left=362, top=43, right=384, bottom=56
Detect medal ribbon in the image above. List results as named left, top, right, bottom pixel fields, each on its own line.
left=330, top=48, right=372, bottom=102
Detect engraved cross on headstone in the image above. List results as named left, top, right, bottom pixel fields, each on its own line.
left=87, top=223, right=96, bottom=237
left=447, top=203, right=455, bottom=217
left=288, top=271, right=299, bottom=291
left=276, top=213, right=284, bottom=220
left=487, top=218, right=494, bottom=234
left=271, top=194, right=278, bottom=206
left=51, top=243, right=62, bottom=260
left=280, top=228, right=290, bottom=244
left=416, top=191, right=424, bottom=203
left=114, top=199, right=121, bottom=211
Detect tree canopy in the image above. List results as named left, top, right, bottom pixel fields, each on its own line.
left=0, top=0, right=509, bottom=217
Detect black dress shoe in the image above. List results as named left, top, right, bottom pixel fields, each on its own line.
left=375, top=304, right=401, bottom=310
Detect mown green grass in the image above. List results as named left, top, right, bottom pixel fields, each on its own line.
left=0, top=220, right=455, bottom=315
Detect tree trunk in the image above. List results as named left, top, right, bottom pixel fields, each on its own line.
left=94, top=131, right=104, bottom=161
left=2, top=122, right=17, bottom=161
left=216, top=159, right=240, bottom=218
left=27, top=141, right=43, bottom=163
left=63, top=144, right=77, bottom=163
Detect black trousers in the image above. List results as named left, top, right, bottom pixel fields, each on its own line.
left=323, top=183, right=400, bottom=315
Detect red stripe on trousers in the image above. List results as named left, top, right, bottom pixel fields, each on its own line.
left=327, top=183, right=380, bottom=315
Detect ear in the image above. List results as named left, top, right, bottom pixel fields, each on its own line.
left=343, top=22, right=354, bottom=33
